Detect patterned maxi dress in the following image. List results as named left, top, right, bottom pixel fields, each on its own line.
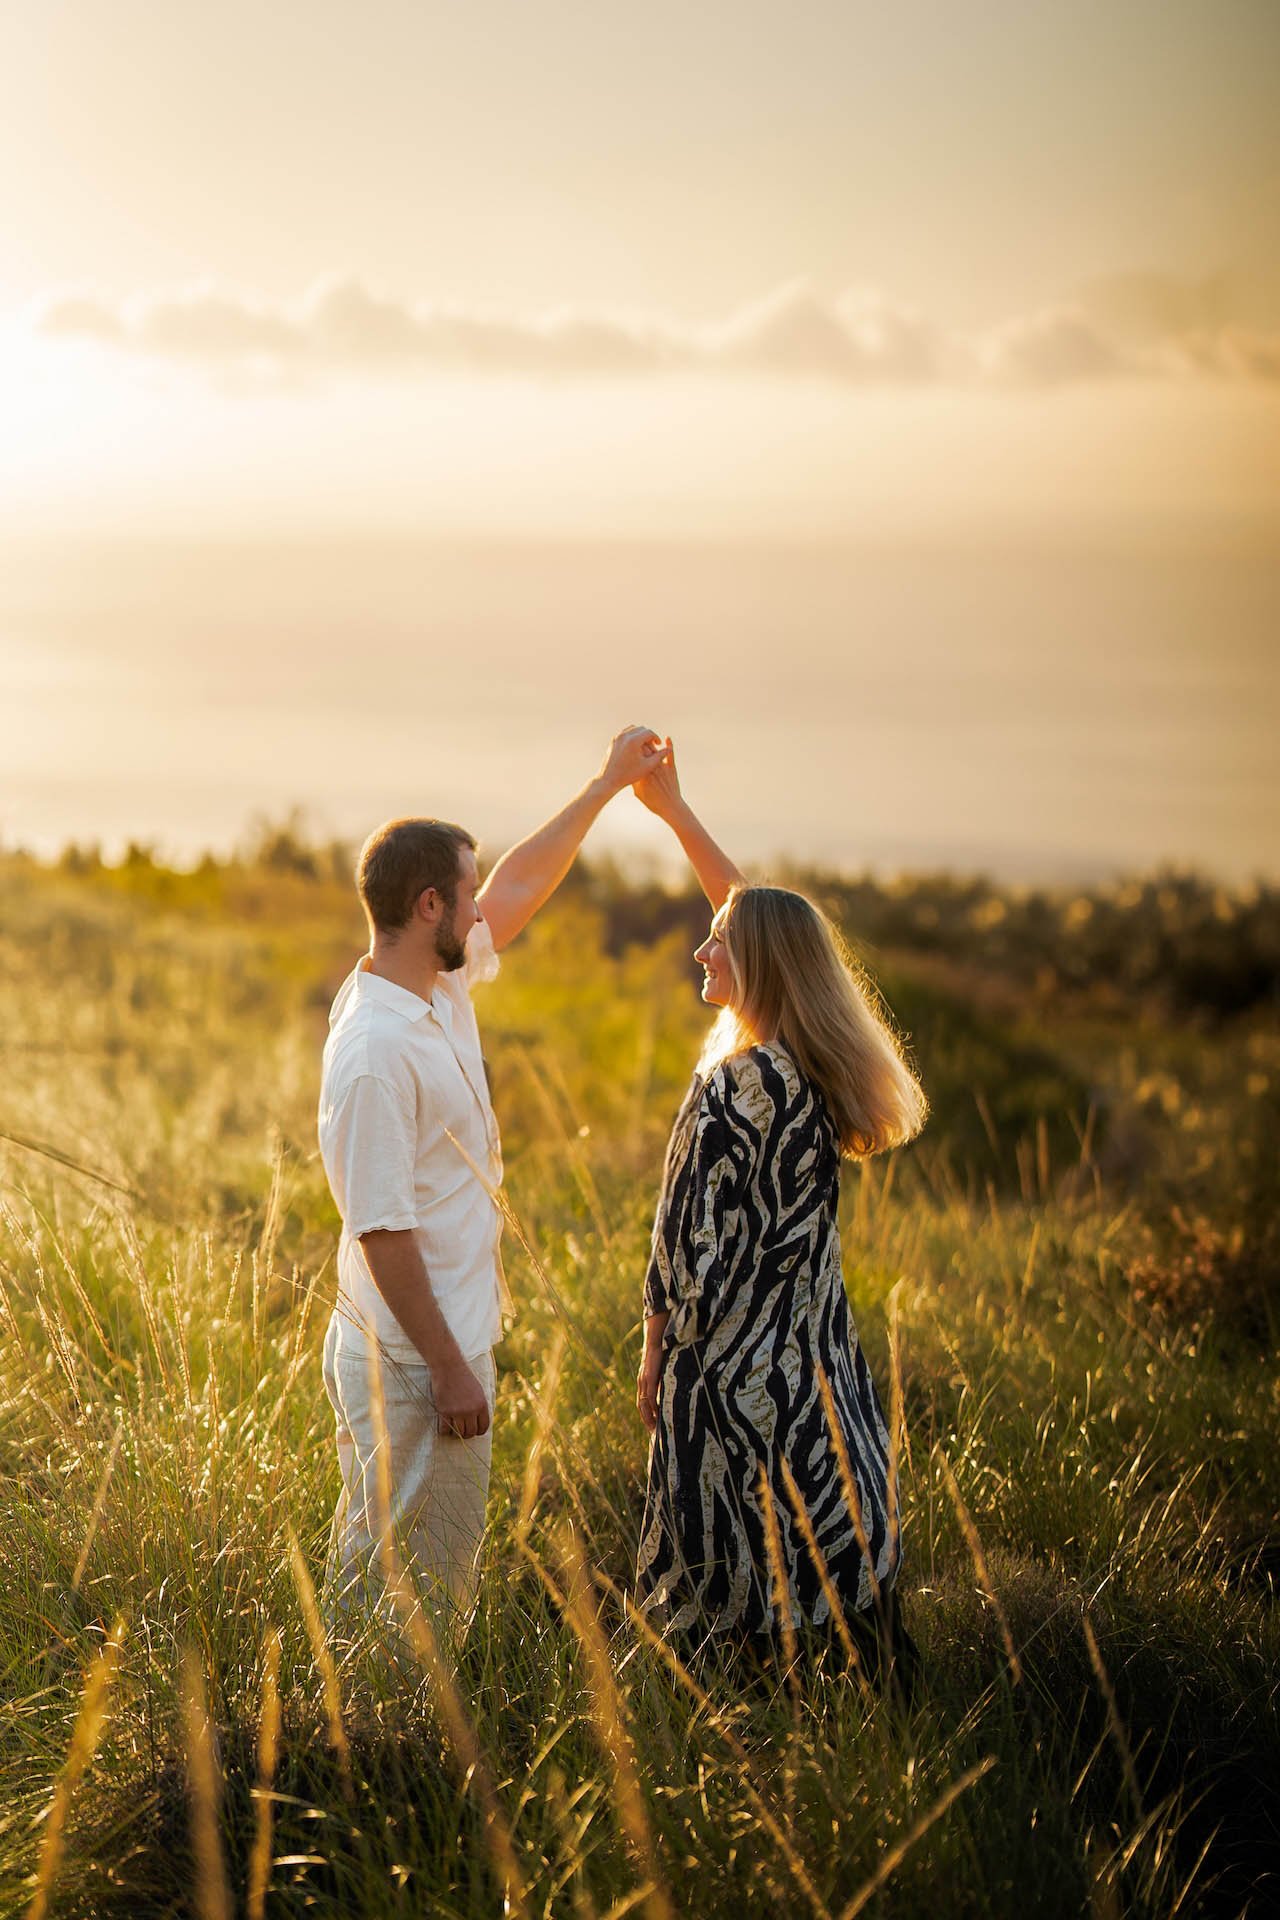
left=636, top=1043, right=899, bottom=1639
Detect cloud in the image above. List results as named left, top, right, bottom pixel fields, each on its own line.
left=31, top=275, right=1280, bottom=390
left=1074, top=268, right=1252, bottom=342
left=703, top=282, right=947, bottom=382
left=981, top=308, right=1135, bottom=386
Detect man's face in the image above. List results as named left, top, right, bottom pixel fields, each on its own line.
left=435, top=847, right=482, bottom=972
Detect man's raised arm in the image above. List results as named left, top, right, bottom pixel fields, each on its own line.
left=477, top=724, right=662, bottom=950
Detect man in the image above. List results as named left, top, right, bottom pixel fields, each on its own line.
left=318, top=724, right=662, bottom=1625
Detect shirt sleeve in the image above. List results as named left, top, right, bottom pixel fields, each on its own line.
left=322, top=1071, right=418, bottom=1237
left=464, top=915, right=501, bottom=989
left=643, top=1068, right=747, bottom=1345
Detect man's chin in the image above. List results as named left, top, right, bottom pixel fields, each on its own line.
left=439, top=946, right=468, bottom=973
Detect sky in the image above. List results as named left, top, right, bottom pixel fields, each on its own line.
left=1, top=1, right=1277, bottom=877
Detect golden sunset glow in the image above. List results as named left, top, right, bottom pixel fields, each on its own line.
left=2, top=1, right=1277, bottom=875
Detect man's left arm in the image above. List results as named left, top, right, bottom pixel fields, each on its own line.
left=477, top=724, right=662, bottom=950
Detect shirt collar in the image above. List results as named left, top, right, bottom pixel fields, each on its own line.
left=353, top=956, right=436, bottom=1024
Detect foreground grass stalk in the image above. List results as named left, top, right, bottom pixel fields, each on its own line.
left=937, top=1452, right=1024, bottom=1687
left=778, top=1456, right=870, bottom=1694
left=1081, top=1608, right=1146, bottom=1822
left=365, top=1343, right=531, bottom=1920
left=180, top=1646, right=232, bottom=1920
left=26, top=1615, right=126, bottom=1920
left=587, top=1564, right=833, bottom=1920
left=553, top=1524, right=675, bottom=1920
left=515, top=1326, right=568, bottom=1546
left=757, top=1463, right=801, bottom=1704
left=887, top=1281, right=912, bottom=1489
left=284, top=1525, right=353, bottom=1799
left=388, top=1576, right=532, bottom=1920
left=835, top=1755, right=999, bottom=1920
left=442, top=1123, right=610, bottom=1377
left=117, top=1217, right=176, bottom=1402
left=815, top=1365, right=882, bottom=1621
left=70, top=1417, right=124, bottom=1594
left=246, top=1628, right=282, bottom=1920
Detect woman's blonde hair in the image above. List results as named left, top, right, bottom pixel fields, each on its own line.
left=698, top=884, right=927, bottom=1158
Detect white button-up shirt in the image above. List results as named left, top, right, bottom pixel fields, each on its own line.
left=318, top=917, right=505, bottom=1362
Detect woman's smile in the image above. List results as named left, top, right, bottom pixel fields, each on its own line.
left=693, top=926, right=731, bottom=1006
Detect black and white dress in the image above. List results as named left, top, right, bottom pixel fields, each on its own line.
left=636, top=1044, right=899, bottom=1640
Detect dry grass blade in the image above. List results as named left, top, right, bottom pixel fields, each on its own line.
left=267, top=1260, right=328, bottom=1438
left=505, top=1044, right=618, bottom=1271
left=26, top=1615, right=126, bottom=1920
left=937, top=1452, right=1023, bottom=1686
left=180, top=1645, right=232, bottom=1920
left=386, top=1572, right=532, bottom=1920
left=116, top=1218, right=175, bottom=1402
left=33, top=1289, right=84, bottom=1406
left=777, top=1456, right=871, bottom=1695
left=515, top=1325, right=567, bottom=1546
left=71, top=1418, right=124, bottom=1593
left=553, top=1524, right=674, bottom=1920
left=973, top=1088, right=1000, bottom=1158
left=1081, top=1608, right=1145, bottom=1821
left=363, top=1346, right=531, bottom=1920
left=1020, top=1219, right=1043, bottom=1302
left=887, top=1280, right=912, bottom=1490
left=757, top=1461, right=800, bottom=1698
left=1087, top=1838, right=1124, bottom=1920
left=836, top=1755, right=998, bottom=1920
left=247, top=1628, right=282, bottom=1920
left=586, top=1563, right=833, bottom=1920
left=0, top=1124, right=141, bottom=1201
left=363, top=1341, right=399, bottom=1591
left=441, top=1123, right=609, bottom=1377
left=258, top=1128, right=286, bottom=1282
left=284, top=1525, right=352, bottom=1798
left=815, top=1365, right=881, bottom=1615
left=50, top=1240, right=112, bottom=1359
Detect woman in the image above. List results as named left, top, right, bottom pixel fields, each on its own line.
left=633, top=743, right=927, bottom=1664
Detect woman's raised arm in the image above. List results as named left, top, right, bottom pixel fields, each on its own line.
left=631, top=737, right=745, bottom=911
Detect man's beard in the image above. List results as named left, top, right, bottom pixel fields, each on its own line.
left=435, top=918, right=468, bottom=973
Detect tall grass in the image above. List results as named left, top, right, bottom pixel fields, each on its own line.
left=0, top=862, right=1276, bottom=1917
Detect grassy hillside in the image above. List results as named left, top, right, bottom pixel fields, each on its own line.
left=0, top=850, right=1276, bottom=1918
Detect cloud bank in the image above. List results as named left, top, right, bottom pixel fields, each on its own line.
left=32, top=273, right=1280, bottom=390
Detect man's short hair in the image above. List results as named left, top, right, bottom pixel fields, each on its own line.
left=357, top=818, right=476, bottom=934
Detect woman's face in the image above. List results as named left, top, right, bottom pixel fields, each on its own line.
left=694, top=920, right=734, bottom=1007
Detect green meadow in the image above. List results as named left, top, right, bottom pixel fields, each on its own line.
left=1, top=842, right=1276, bottom=1918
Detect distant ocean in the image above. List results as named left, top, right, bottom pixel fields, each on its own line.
left=2, top=530, right=1277, bottom=883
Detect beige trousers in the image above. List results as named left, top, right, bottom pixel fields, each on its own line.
left=321, top=1313, right=496, bottom=1630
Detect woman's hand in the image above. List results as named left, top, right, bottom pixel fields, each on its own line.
left=632, top=737, right=684, bottom=824
left=637, top=1318, right=668, bottom=1433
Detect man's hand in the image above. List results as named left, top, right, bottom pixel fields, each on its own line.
left=433, top=1358, right=491, bottom=1440
left=597, top=724, right=663, bottom=798
left=632, top=735, right=683, bottom=823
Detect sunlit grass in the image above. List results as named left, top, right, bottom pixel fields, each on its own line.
left=0, top=861, right=1276, bottom=1916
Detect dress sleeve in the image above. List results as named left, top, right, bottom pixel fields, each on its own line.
left=643, top=1068, right=747, bottom=1345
